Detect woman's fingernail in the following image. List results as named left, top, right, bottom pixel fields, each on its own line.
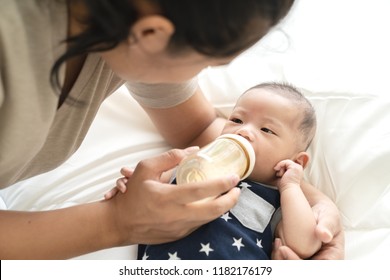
left=230, top=174, right=240, bottom=184
left=281, top=248, right=288, bottom=260
left=184, top=146, right=199, bottom=154
left=274, top=238, right=282, bottom=249
left=322, top=228, right=333, bottom=243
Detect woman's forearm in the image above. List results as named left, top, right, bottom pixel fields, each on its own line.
left=0, top=200, right=118, bottom=259
left=143, top=88, right=225, bottom=148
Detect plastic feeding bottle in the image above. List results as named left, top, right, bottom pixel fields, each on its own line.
left=176, top=134, right=255, bottom=185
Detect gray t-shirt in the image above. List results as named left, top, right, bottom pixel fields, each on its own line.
left=0, top=0, right=196, bottom=188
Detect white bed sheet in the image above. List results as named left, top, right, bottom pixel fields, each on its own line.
left=1, top=0, right=389, bottom=259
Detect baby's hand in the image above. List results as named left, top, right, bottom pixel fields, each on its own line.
left=274, top=160, right=303, bottom=191
left=104, top=167, right=134, bottom=200
left=104, top=177, right=128, bottom=200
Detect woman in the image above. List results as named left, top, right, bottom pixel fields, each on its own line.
left=0, top=0, right=343, bottom=259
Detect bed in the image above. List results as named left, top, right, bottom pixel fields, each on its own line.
left=1, top=0, right=389, bottom=259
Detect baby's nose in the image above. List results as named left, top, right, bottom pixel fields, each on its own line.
left=237, top=126, right=254, bottom=141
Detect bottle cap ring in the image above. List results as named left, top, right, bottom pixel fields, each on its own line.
left=216, top=134, right=256, bottom=180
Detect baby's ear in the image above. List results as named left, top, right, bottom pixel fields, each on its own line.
left=294, top=152, right=310, bottom=169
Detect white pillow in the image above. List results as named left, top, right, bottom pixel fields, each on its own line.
left=303, top=92, right=390, bottom=230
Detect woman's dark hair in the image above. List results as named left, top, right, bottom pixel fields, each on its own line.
left=51, top=0, right=294, bottom=95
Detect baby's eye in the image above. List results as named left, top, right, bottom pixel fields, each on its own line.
left=261, top=127, right=276, bottom=135
left=230, top=118, right=243, bottom=124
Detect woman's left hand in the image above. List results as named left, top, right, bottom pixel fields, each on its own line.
left=272, top=198, right=345, bottom=260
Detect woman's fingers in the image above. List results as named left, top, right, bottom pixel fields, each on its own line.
left=165, top=175, right=240, bottom=204
left=110, top=148, right=242, bottom=245
left=134, top=147, right=198, bottom=180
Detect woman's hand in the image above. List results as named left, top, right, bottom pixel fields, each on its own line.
left=107, top=147, right=241, bottom=245
left=272, top=196, right=345, bottom=260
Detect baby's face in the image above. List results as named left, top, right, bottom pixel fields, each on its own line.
left=222, top=88, right=303, bottom=185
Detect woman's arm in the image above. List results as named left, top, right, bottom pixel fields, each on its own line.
left=141, top=87, right=226, bottom=148
left=0, top=148, right=240, bottom=259
left=0, top=201, right=117, bottom=259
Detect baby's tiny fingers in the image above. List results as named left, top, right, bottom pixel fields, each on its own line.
left=104, top=188, right=119, bottom=200
left=116, top=178, right=128, bottom=193
left=120, top=167, right=134, bottom=177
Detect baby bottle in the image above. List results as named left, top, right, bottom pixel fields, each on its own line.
left=176, top=134, right=255, bottom=185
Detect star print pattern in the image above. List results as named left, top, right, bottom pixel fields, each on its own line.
left=168, top=252, right=181, bottom=260
left=232, top=237, right=245, bottom=251
left=137, top=179, right=280, bottom=260
left=141, top=252, right=149, bottom=260
left=239, top=182, right=252, bottom=188
left=220, top=212, right=232, bottom=222
left=199, top=243, right=214, bottom=256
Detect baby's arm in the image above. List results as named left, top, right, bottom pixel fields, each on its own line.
left=274, top=160, right=322, bottom=259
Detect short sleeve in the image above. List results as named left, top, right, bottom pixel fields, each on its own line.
left=125, top=78, right=198, bottom=108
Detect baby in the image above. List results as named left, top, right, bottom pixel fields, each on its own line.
left=109, top=82, right=321, bottom=260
